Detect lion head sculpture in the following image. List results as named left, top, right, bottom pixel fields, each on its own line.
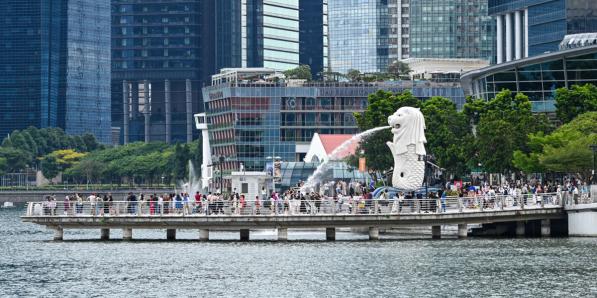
left=387, top=106, right=427, bottom=156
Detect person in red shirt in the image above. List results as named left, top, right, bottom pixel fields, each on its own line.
left=194, top=191, right=202, bottom=214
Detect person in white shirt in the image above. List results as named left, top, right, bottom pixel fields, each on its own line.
left=88, top=193, right=97, bottom=216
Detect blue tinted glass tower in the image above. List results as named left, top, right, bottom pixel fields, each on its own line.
left=242, top=0, right=328, bottom=75
left=0, top=0, right=111, bottom=143
left=490, top=0, right=597, bottom=63
left=328, top=0, right=390, bottom=74
left=111, top=0, right=241, bottom=144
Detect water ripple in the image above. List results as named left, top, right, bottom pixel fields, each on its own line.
left=1, top=208, right=596, bottom=297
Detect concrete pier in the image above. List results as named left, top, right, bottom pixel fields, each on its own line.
left=123, top=228, right=132, bottom=240
left=432, top=226, right=441, bottom=239
left=458, top=224, right=468, bottom=238
left=368, top=227, right=379, bottom=240
left=278, top=228, right=288, bottom=241
left=23, top=202, right=567, bottom=241
left=240, top=229, right=250, bottom=241
left=53, top=227, right=63, bottom=241
left=567, top=203, right=597, bottom=236
left=326, top=228, right=335, bottom=241
left=199, top=229, right=209, bottom=241
left=541, top=219, right=551, bottom=237
left=516, top=221, right=525, bottom=237
left=100, top=229, right=110, bottom=240
left=167, top=229, right=176, bottom=241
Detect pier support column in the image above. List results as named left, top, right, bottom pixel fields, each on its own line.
left=240, top=229, right=250, bottom=241
left=100, top=229, right=110, bottom=240
left=458, top=224, right=468, bottom=238
left=123, top=228, right=132, bottom=241
left=368, top=227, right=379, bottom=240
left=199, top=229, right=209, bottom=241
left=541, top=219, right=551, bottom=237
left=326, top=227, right=336, bottom=241
left=167, top=229, right=176, bottom=241
left=53, top=227, right=63, bottom=241
left=431, top=226, right=441, bottom=239
left=516, top=221, right=525, bottom=237
left=278, top=228, right=288, bottom=241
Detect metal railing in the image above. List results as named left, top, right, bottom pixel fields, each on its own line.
left=24, top=192, right=570, bottom=217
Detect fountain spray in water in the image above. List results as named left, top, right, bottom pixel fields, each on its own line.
left=179, top=160, right=203, bottom=195
left=300, top=126, right=390, bottom=193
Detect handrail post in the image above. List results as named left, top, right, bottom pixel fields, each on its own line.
left=500, top=196, right=504, bottom=211
left=479, top=198, right=484, bottom=212
left=458, top=198, right=463, bottom=213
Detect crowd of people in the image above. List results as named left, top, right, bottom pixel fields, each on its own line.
left=38, top=176, right=592, bottom=216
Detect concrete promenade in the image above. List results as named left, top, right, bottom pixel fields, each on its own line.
left=22, top=204, right=565, bottom=241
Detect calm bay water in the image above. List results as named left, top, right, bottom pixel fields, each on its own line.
left=1, top=206, right=596, bottom=297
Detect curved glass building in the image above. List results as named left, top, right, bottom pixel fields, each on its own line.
left=461, top=44, right=597, bottom=112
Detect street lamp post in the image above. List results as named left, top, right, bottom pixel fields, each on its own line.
left=590, top=144, right=597, bottom=184
left=219, top=156, right=225, bottom=193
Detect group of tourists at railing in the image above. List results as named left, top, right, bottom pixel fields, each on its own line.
left=35, top=176, right=592, bottom=217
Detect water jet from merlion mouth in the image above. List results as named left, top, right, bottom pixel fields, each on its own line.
left=300, top=126, right=391, bottom=193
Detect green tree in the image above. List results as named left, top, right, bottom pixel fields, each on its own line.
left=388, top=60, right=412, bottom=79
left=468, top=90, right=552, bottom=174
left=172, top=142, right=190, bottom=180
left=283, top=64, right=312, bottom=80
left=420, top=97, right=470, bottom=177
left=0, top=147, right=29, bottom=172
left=346, top=69, right=361, bottom=82
left=40, top=155, right=61, bottom=180
left=353, top=90, right=421, bottom=171
left=190, top=139, right=203, bottom=172
left=0, top=157, right=6, bottom=176
left=555, top=84, right=597, bottom=123
left=514, top=112, right=597, bottom=178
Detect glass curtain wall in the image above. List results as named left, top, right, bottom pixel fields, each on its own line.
left=329, top=0, right=390, bottom=73
left=410, top=0, right=495, bottom=63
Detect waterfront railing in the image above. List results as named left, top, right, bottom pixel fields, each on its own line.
left=24, top=193, right=572, bottom=217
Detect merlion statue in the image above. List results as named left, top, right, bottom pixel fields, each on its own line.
left=386, top=107, right=427, bottom=191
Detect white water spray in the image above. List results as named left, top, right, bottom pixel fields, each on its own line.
left=179, top=160, right=203, bottom=195
left=300, top=126, right=390, bottom=193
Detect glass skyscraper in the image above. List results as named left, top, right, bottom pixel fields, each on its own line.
left=0, top=0, right=111, bottom=143
left=329, top=0, right=495, bottom=73
left=111, top=0, right=241, bottom=144
left=409, top=0, right=496, bottom=62
left=242, top=0, right=328, bottom=76
left=490, top=0, right=597, bottom=63
left=329, top=0, right=390, bottom=74
left=112, top=0, right=327, bottom=144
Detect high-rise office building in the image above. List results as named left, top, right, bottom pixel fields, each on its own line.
left=112, top=0, right=327, bottom=144
left=389, top=0, right=410, bottom=60
left=409, top=0, right=495, bottom=62
left=329, top=0, right=495, bottom=73
left=329, top=0, right=391, bottom=74
left=490, top=0, right=597, bottom=63
left=111, top=0, right=241, bottom=144
left=242, top=0, right=328, bottom=77
left=0, top=0, right=111, bottom=143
